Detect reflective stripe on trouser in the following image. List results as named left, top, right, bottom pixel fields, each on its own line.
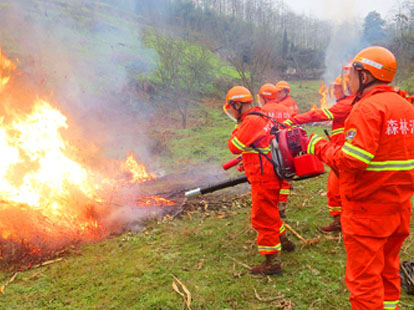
left=327, top=170, right=341, bottom=216
left=250, top=181, right=283, bottom=255
left=383, top=300, right=399, bottom=309
left=279, top=180, right=290, bottom=202
left=343, top=207, right=410, bottom=310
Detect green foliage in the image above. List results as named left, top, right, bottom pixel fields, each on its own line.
left=362, top=11, right=387, bottom=45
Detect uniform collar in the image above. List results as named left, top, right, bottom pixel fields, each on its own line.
left=240, top=106, right=262, bottom=121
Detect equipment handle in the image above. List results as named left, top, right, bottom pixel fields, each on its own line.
left=222, top=156, right=242, bottom=170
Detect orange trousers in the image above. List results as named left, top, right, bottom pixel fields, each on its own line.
left=250, top=181, right=285, bottom=255
left=342, top=204, right=411, bottom=310
left=327, top=169, right=342, bottom=216
left=279, top=180, right=290, bottom=203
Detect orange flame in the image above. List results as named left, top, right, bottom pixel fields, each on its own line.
left=318, top=81, right=329, bottom=109
left=121, top=153, right=156, bottom=184
left=0, top=48, right=174, bottom=263
left=310, top=104, right=317, bottom=111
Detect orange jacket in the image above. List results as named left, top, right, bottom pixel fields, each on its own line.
left=288, top=96, right=354, bottom=145
left=307, top=85, right=414, bottom=234
left=228, top=106, right=279, bottom=183
left=279, top=95, right=298, bottom=116
left=260, top=100, right=293, bottom=122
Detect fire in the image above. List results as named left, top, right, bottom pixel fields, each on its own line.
left=0, top=49, right=175, bottom=266
left=136, top=195, right=175, bottom=207
left=0, top=48, right=16, bottom=91
left=318, top=81, right=329, bottom=109
left=122, top=153, right=156, bottom=184
left=310, top=104, right=317, bottom=111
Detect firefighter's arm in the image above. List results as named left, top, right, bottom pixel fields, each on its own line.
left=228, top=117, right=268, bottom=154
left=328, top=98, right=353, bottom=123
left=307, top=135, right=342, bottom=171
left=285, top=109, right=330, bottom=126
left=308, top=103, right=380, bottom=173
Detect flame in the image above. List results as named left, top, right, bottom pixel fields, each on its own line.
left=318, top=81, right=329, bottom=109
left=310, top=104, right=317, bottom=111
left=121, top=153, right=156, bottom=184
left=136, top=195, right=175, bottom=207
left=0, top=48, right=16, bottom=91
left=0, top=48, right=174, bottom=265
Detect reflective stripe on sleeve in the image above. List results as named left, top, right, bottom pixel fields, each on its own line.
left=242, top=146, right=271, bottom=154
left=307, top=135, right=324, bottom=155
left=383, top=300, right=399, bottom=310
left=367, top=159, right=414, bottom=171
left=322, top=108, right=334, bottom=120
left=231, top=137, right=247, bottom=151
left=341, top=142, right=374, bottom=165
left=331, top=128, right=344, bottom=136
left=283, top=119, right=294, bottom=126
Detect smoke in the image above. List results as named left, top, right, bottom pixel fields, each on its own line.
left=0, top=0, right=159, bottom=162
left=322, top=19, right=362, bottom=84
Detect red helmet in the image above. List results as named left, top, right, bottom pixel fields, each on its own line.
left=352, top=46, right=397, bottom=83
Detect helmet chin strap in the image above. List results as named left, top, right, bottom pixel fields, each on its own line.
left=232, top=102, right=244, bottom=121
left=352, top=70, right=378, bottom=105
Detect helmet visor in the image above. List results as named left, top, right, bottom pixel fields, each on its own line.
left=222, top=104, right=238, bottom=122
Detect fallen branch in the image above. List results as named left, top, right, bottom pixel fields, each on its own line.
left=31, top=257, right=63, bottom=269
left=253, top=288, right=284, bottom=302
left=171, top=275, right=192, bottom=310
left=284, top=223, right=308, bottom=244
left=225, top=254, right=252, bottom=270
left=0, top=272, right=18, bottom=295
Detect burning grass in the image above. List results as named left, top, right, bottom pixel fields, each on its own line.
left=0, top=48, right=181, bottom=269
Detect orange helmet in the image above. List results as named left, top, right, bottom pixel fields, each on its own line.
left=352, top=46, right=397, bottom=83
left=333, top=75, right=343, bottom=86
left=225, top=86, right=253, bottom=109
left=258, top=83, right=278, bottom=101
left=275, top=81, right=290, bottom=93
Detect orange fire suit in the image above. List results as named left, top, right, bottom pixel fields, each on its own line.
left=228, top=106, right=285, bottom=255
left=285, top=96, right=354, bottom=216
left=279, top=95, right=299, bottom=116
left=261, top=100, right=293, bottom=203
left=307, top=85, right=414, bottom=310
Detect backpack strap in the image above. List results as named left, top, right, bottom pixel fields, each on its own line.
left=246, top=111, right=287, bottom=129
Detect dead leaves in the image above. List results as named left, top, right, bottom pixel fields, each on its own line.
left=172, top=275, right=192, bottom=310
left=253, top=288, right=293, bottom=309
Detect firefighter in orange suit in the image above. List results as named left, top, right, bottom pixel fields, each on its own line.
left=224, top=86, right=295, bottom=275
left=284, top=75, right=355, bottom=231
left=275, top=81, right=299, bottom=115
left=258, top=83, right=293, bottom=218
left=307, top=46, right=414, bottom=310
left=394, top=87, right=414, bottom=104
